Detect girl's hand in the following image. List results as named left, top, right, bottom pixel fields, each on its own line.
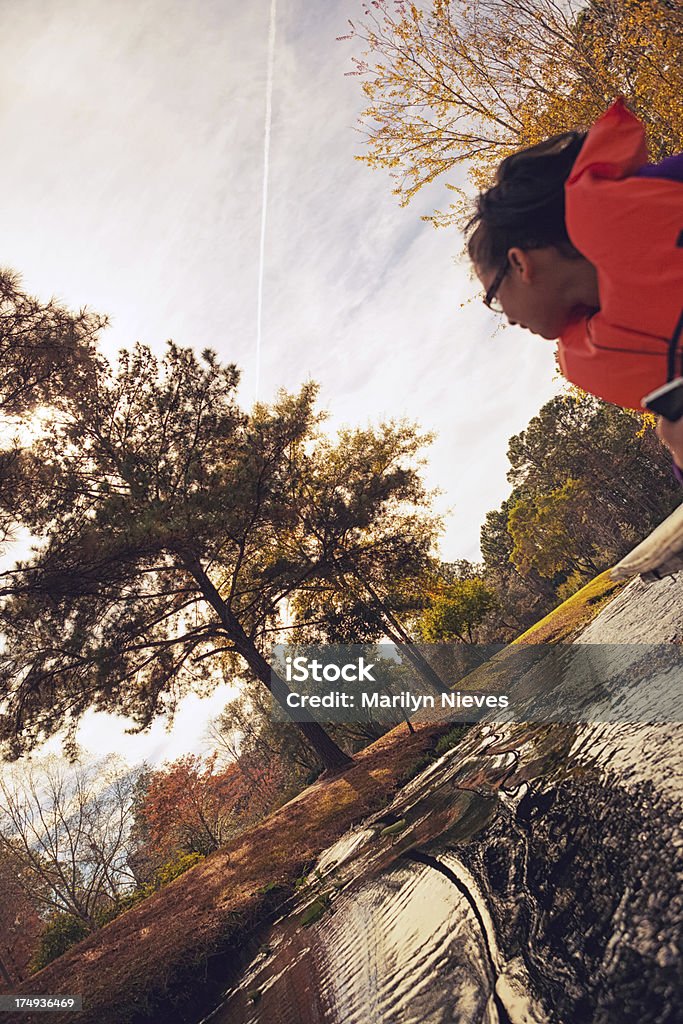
left=656, top=416, right=683, bottom=471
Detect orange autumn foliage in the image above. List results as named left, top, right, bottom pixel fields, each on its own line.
left=131, top=754, right=286, bottom=874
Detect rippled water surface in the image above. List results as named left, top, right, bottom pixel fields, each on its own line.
left=203, top=577, right=683, bottom=1024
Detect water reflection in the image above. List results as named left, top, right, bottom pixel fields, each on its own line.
left=206, top=717, right=681, bottom=1024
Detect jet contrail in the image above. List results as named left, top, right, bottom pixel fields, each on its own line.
left=255, top=0, right=277, bottom=402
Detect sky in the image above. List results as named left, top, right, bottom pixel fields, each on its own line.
left=0, top=0, right=562, bottom=765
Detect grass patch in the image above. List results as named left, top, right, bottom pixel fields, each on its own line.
left=512, top=570, right=626, bottom=645
left=379, top=818, right=408, bottom=837
left=300, top=893, right=331, bottom=928
left=434, top=724, right=469, bottom=756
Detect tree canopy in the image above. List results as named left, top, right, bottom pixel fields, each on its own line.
left=0, top=269, right=103, bottom=418
left=419, top=574, right=498, bottom=644
left=0, top=270, right=103, bottom=549
left=0, top=343, right=439, bottom=770
left=478, top=393, right=681, bottom=629
left=126, top=754, right=279, bottom=873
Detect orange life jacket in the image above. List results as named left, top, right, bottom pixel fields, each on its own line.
left=558, top=98, right=683, bottom=410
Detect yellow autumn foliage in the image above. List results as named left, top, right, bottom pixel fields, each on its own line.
left=342, top=0, right=683, bottom=225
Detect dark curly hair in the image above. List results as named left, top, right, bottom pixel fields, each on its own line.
left=467, top=131, right=587, bottom=271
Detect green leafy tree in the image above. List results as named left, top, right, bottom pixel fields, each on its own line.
left=507, top=477, right=605, bottom=579
left=0, top=344, right=439, bottom=770
left=419, top=577, right=498, bottom=643
left=29, top=915, right=89, bottom=974
left=505, top=393, right=680, bottom=539
left=478, top=393, right=681, bottom=630
left=480, top=497, right=559, bottom=639
left=289, top=425, right=449, bottom=694
left=0, top=270, right=102, bottom=417
left=0, top=270, right=103, bottom=548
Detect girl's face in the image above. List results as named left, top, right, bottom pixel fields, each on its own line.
left=476, top=246, right=585, bottom=341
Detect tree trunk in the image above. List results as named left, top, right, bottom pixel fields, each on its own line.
left=183, top=555, right=353, bottom=773
left=347, top=569, right=452, bottom=694
left=237, top=640, right=354, bottom=773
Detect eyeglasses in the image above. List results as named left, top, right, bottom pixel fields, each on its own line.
left=483, top=259, right=509, bottom=314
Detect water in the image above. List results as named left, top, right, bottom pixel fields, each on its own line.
left=203, top=577, right=683, bottom=1024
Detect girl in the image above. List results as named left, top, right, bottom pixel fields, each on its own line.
left=467, top=98, right=683, bottom=471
